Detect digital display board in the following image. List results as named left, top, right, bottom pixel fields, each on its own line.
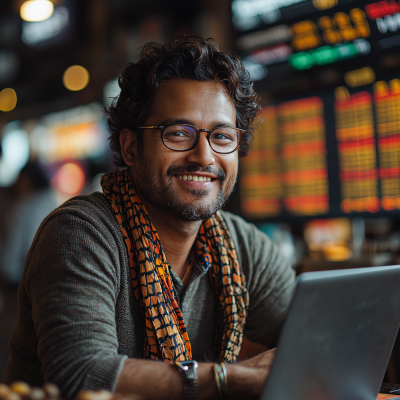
left=278, top=96, right=329, bottom=216
left=375, top=79, right=400, bottom=210
left=241, top=107, right=282, bottom=217
left=334, top=91, right=379, bottom=213
left=232, top=0, right=400, bottom=92
left=234, top=0, right=400, bottom=219
left=234, top=0, right=400, bottom=77
left=240, top=79, right=400, bottom=219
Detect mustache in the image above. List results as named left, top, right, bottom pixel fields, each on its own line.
left=166, top=164, right=226, bottom=182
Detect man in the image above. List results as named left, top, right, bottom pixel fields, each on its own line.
left=6, top=36, right=295, bottom=400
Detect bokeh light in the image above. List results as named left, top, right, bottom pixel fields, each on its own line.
left=22, top=7, right=69, bottom=46
left=0, top=88, right=17, bottom=112
left=20, top=0, right=54, bottom=22
left=63, top=65, right=90, bottom=91
left=0, top=123, right=30, bottom=186
left=53, top=163, right=85, bottom=195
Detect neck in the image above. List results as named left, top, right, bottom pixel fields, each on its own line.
left=137, top=192, right=201, bottom=279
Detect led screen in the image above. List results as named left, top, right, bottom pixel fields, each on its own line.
left=234, top=0, right=400, bottom=219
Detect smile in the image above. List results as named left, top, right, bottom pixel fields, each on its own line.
left=175, top=174, right=213, bottom=182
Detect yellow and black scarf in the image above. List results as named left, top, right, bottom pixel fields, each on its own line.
left=101, top=170, right=249, bottom=363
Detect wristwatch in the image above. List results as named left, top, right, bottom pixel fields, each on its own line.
left=175, top=360, right=199, bottom=400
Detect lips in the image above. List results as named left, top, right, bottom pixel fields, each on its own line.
left=175, top=174, right=213, bottom=182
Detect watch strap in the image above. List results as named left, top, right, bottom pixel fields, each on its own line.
left=175, top=360, right=199, bottom=400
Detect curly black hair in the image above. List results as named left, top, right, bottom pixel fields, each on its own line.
left=106, top=35, right=261, bottom=168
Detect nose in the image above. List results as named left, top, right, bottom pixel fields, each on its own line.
left=185, top=131, right=215, bottom=167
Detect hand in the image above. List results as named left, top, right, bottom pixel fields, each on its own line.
left=226, top=348, right=277, bottom=400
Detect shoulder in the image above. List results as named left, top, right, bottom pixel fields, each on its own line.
left=39, top=192, right=116, bottom=233
left=23, top=192, right=126, bottom=296
left=27, top=192, right=124, bottom=267
left=54, top=191, right=113, bottom=219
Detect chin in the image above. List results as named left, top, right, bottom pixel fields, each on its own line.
left=176, top=208, right=218, bottom=221
left=168, top=194, right=226, bottom=221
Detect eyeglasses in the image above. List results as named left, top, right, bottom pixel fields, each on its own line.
left=136, top=124, right=245, bottom=154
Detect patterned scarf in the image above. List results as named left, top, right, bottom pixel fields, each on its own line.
left=101, top=170, right=249, bottom=363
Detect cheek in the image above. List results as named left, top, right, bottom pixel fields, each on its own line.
left=157, top=152, right=185, bottom=174
left=223, top=155, right=239, bottom=178
left=143, top=141, right=174, bottom=167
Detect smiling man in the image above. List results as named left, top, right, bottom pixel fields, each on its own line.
left=6, top=36, right=295, bottom=400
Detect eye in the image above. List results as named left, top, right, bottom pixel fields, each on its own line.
left=211, top=129, right=236, bottom=143
left=163, top=125, right=196, bottom=142
left=212, top=133, right=232, bottom=141
left=165, top=130, right=188, bottom=137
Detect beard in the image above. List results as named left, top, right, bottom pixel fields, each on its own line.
left=132, top=156, right=237, bottom=221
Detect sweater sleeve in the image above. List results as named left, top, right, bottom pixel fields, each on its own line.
left=23, top=207, right=127, bottom=399
left=221, top=212, right=296, bottom=346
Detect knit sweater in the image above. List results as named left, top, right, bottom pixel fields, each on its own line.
left=5, top=192, right=295, bottom=398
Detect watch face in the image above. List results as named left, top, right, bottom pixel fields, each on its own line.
left=177, top=360, right=199, bottom=370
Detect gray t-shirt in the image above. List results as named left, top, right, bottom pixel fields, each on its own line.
left=5, top=192, right=295, bottom=398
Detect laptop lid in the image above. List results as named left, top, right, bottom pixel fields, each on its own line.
left=260, top=265, right=400, bottom=400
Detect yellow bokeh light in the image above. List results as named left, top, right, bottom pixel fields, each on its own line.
left=20, top=0, right=54, bottom=22
left=344, top=66, right=375, bottom=88
left=313, top=0, right=338, bottom=10
left=63, top=65, right=90, bottom=91
left=0, top=88, right=17, bottom=112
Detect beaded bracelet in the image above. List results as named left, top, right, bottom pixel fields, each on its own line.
left=213, top=363, right=228, bottom=400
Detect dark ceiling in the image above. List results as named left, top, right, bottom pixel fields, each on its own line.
left=0, top=0, right=205, bottom=124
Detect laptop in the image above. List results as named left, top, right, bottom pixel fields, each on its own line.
left=260, top=265, right=400, bottom=400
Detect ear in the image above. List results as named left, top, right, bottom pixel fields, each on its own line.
left=119, top=129, right=139, bottom=167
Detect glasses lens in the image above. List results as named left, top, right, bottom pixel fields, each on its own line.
left=162, top=125, right=197, bottom=150
left=209, top=127, right=240, bottom=153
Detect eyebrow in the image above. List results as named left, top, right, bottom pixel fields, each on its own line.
left=158, top=118, right=236, bottom=128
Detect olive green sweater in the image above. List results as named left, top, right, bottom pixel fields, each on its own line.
left=5, top=192, right=295, bottom=399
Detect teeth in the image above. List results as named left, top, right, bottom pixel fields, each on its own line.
left=176, top=175, right=212, bottom=182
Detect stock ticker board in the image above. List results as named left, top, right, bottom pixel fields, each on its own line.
left=240, top=83, right=400, bottom=219
left=234, top=0, right=400, bottom=75
left=234, top=0, right=400, bottom=219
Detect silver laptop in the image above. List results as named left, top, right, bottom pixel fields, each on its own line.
left=261, top=265, right=400, bottom=400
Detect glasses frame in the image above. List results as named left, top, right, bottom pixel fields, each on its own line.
left=136, top=124, right=245, bottom=154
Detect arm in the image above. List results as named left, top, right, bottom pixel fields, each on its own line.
left=116, top=349, right=277, bottom=400
left=22, top=208, right=127, bottom=398
left=22, top=204, right=279, bottom=399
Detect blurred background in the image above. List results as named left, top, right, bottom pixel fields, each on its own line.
left=1, top=0, right=400, bottom=384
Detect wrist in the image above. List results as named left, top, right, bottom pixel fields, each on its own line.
left=197, top=362, right=256, bottom=400
left=225, top=363, right=257, bottom=400
left=197, top=363, right=219, bottom=400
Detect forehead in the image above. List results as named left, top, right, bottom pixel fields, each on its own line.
left=147, top=79, right=237, bottom=126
